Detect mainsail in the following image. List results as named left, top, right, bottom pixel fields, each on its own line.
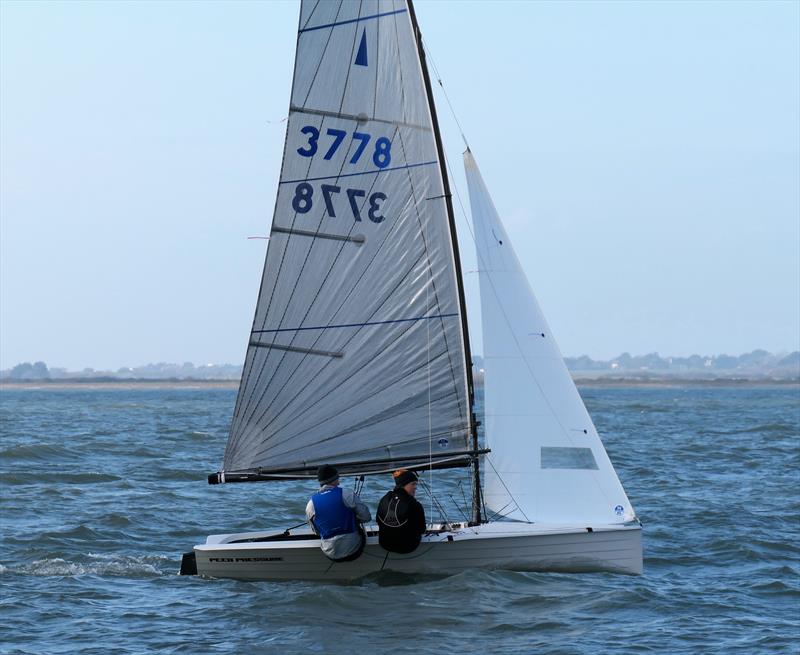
left=220, top=0, right=473, bottom=479
left=465, top=149, right=636, bottom=525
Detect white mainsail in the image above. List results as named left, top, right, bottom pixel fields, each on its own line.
left=222, top=0, right=472, bottom=476
left=465, top=149, right=636, bottom=525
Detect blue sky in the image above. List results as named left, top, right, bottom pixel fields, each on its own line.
left=1, top=0, right=798, bottom=370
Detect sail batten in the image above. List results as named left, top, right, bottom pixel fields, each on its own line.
left=290, top=105, right=432, bottom=131
left=251, top=312, right=458, bottom=335
left=221, top=0, right=472, bottom=477
left=248, top=340, right=344, bottom=359
left=269, top=226, right=366, bottom=244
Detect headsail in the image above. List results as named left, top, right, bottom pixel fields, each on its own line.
left=220, top=0, right=472, bottom=479
left=465, top=150, right=636, bottom=525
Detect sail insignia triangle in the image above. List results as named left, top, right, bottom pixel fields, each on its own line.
left=355, top=28, right=368, bottom=66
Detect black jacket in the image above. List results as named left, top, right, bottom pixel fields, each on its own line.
left=376, top=487, right=426, bottom=554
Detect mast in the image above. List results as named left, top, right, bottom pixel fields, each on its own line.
left=406, top=0, right=482, bottom=524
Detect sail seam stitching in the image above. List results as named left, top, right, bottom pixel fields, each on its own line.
left=280, top=160, right=437, bottom=184
left=298, top=8, right=407, bottom=33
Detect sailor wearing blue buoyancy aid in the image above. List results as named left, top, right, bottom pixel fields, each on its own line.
left=305, top=464, right=371, bottom=562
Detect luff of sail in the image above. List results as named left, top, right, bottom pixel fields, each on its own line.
left=220, top=0, right=472, bottom=478
left=465, top=149, right=636, bottom=525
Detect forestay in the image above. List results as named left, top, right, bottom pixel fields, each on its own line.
left=222, top=0, right=471, bottom=477
left=465, top=150, right=636, bottom=525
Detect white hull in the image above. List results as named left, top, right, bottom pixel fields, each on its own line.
left=193, top=521, right=642, bottom=581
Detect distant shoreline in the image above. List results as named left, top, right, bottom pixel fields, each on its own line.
left=1, top=377, right=797, bottom=391
left=0, top=379, right=240, bottom=390
left=573, top=378, right=799, bottom=388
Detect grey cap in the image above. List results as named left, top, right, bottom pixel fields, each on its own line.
left=317, top=464, right=339, bottom=486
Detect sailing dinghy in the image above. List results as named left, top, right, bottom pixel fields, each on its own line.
left=182, top=0, right=642, bottom=581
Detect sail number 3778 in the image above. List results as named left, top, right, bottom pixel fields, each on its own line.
left=296, top=125, right=391, bottom=168
left=293, top=124, right=391, bottom=222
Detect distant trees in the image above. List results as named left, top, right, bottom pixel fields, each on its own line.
left=8, top=361, right=50, bottom=380
left=564, top=350, right=800, bottom=378
left=779, top=352, right=800, bottom=367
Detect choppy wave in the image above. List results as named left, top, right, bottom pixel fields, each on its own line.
left=3, top=554, right=169, bottom=577
left=0, top=442, right=75, bottom=461
left=1, top=471, right=120, bottom=485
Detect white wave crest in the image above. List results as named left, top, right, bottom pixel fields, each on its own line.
left=9, top=553, right=169, bottom=577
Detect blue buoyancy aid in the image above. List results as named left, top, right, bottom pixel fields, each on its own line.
left=310, top=487, right=356, bottom=540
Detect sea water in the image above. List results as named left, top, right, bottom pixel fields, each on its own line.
left=1, top=384, right=798, bottom=654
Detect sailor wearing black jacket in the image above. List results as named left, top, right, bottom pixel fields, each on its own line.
left=376, top=469, right=427, bottom=554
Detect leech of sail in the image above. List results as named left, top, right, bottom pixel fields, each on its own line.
left=407, top=0, right=481, bottom=522
left=280, top=160, right=438, bottom=185
left=298, top=8, right=407, bottom=33
left=252, top=313, right=459, bottom=335
left=248, top=340, right=343, bottom=359
left=270, top=226, right=365, bottom=245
